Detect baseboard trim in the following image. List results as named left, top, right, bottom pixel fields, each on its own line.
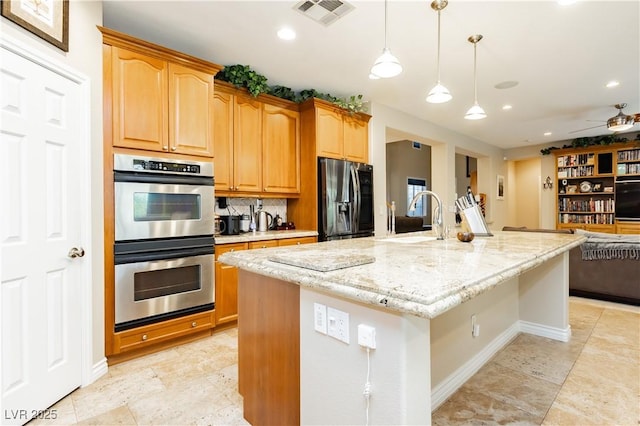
left=431, top=322, right=520, bottom=411
left=519, top=320, right=571, bottom=342
left=84, top=357, right=108, bottom=386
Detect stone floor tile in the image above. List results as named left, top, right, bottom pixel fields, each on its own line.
left=491, top=334, right=582, bottom=385
left=75, top=405, right=136, bottom=425
left=462, top=362, right=561, bottom=418
left=432, top=384, right=542, bottom=425
left=28, top=395, right=76, bottom=426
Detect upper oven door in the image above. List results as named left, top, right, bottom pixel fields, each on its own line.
left=115, top=179, right=214, bottom=241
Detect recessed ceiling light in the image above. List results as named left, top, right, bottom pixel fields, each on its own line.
left=502, top=105, right=512, bottom=110
left=277, top=27, right=296, bottom=41
left=369, top=73, right=381, bottom=80
left=544, top=132, right=552, bottom=136
left=606, top=80, right=620, bottom=88
left=494, top=81, right=519, bottom=90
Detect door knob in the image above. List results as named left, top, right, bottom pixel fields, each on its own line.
left=68, top=247, right=85, bottom=258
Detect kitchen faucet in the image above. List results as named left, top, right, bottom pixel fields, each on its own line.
left=408, top=190, right=445, bottom=240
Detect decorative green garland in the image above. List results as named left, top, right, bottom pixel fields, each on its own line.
left=215, top=64, right=366, bottom=113
left=540, top=133, right=639, bottom=155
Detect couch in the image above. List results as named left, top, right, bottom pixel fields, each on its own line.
left=502, top=226, right=640, bottom=306
left=393, top=216, right=425, bottom=234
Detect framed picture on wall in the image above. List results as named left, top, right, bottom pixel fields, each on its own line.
left=496, top=175, right=505, bottom=200
left=1, top=0, right=69, bottom=52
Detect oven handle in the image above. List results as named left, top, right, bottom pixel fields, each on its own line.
left=115, top=245, right=214, bottom=265
left=114, top=171, right=214, bottom=186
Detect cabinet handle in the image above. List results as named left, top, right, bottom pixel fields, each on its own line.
left=230, top=248, right=235, bottom=252
left=142, top=334, right=148, bottom=341
left=162, top=146, right=168, bottom=151
left=171, top=146, right=177, bottom=151
left=191, top=321, right=197, bottom=328
left=264, top=187, right=267, bottom=191
left=297, top=242, right=301, bottom=245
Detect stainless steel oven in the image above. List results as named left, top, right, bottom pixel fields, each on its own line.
left=114, top=153, right=215, bottom=241
left=113, top=153, right=216, bottom=331
left=114, top=237, right=214, bottom=331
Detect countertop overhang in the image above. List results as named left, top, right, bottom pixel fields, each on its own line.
left=214, top=230, right=318, bottom=245
left=219, top=231, right=586, bottom=319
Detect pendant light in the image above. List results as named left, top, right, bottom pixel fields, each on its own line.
left=370, top=0, right=402, bottom=79
left=426, top=0, right=452, bottom=103
left=464, top=34, right=487, bottom=120
left=607, top=103, right=634, bottom=131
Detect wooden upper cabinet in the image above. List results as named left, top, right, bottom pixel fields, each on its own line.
left=262, top=104, right=300, bottom=194
left=101, top=26, right=221, bottom=158
left=343, top=114, right=369, bottom=163
left=111, top=47, right=168, bottom=152
left=311, top=100, right=371, bottom=163
left=168, top=63, right=214, bottom=157
left=233, top=94, right=263, bottom=193
left=316, top=107, right=344, bottom=160
left=213, top=90, right=234, bottom=191
left=213, top=81, right=301, bottom=197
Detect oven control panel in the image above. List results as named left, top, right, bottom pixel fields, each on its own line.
left=133, top=159, right=200, bottom=174
left=114, top=153, right=213, bottom=178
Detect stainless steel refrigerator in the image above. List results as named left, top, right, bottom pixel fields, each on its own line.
left=318, top=157, right=374, bottom=241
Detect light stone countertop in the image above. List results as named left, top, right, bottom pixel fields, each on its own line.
left=219, top=230, right=586, bottom=319
left=214, top=229, right=318, bottom=245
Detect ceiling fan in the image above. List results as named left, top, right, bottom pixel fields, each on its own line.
left=569, top=103, right=640, bottom=134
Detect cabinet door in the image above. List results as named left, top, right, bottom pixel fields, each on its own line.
left=343, top=115, right=369, bottom=163
left=213, top=91, right=234, bottom=192
left=234, top=95, right=262, bottom=192
left=262, top=104, right=300, bottom=194
left=168, top=63, right=214, bottom=157
left=315, top=106, right=344, bottom=159
left=616, top=222, right=640, bottom=234
left=111, top=47, right=167, bottom=151
left=215, top=243, right=247, bottom=325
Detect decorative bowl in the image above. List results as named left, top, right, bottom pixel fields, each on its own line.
left=457, top=232, right=475, bottom=242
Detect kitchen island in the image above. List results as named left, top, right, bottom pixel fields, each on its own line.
left=219, top=230, right=585, bottom=425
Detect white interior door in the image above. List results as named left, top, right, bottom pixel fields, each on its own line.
left=1, top=47, right=84, bottom=425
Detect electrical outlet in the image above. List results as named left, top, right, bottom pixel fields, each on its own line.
left=327, top=307, right=349, bottom=344
left=358, top=324, right=376, bottom=349
left=314, top=303, right=327, bottom=334
left=471, top=314, right=479, bottom=338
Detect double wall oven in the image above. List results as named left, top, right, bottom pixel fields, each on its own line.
left=113, top=153, right=215, bottom=332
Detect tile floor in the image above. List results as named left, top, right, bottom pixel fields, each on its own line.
left=33, top=297, right=638, bottom=425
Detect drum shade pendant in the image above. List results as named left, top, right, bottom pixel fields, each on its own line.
left=426, top=0, right=452, bottom=103
left=607, top=103, right=634, bottom=131
left=465, top=34, right=487, bottom=120
left=370, top=0, right=402, bottom=79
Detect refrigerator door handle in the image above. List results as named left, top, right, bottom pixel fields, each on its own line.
left=350, top=163, right=361, bottom=233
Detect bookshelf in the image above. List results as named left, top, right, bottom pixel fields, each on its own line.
left=555, top=143, right=640, bottom=234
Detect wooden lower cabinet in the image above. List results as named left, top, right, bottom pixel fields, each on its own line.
left=215, top=236, right=317, bottom=326
left=558, top=223, right=615, bottom=234
left=278, top=236, right=317, bottom=246
left=112, top=310, right=214, bottom=356
left=616, top=222, right=640, bottom=234
left=215, top=242, right=247, bottom=325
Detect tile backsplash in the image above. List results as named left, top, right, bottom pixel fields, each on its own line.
left=214, top=197, right=287, bottom=222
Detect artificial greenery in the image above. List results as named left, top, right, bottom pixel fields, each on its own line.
left=215, top=64, right=366, bottom=113
left=540, top=133, right=639, bottom=155
left=216, top=64, right=270, bottom=97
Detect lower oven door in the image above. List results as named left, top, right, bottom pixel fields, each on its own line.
left=114, top=247, right=214, bottom=331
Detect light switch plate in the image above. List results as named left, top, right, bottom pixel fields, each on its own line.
left=314, top=303, right=327, bottom=334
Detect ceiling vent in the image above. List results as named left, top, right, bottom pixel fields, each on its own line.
left=294, top=0, right=355, bottom=26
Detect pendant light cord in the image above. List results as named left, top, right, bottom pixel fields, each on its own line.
left=384, top=0, right=388, bottom=48
left=436, top=10, right=441, bottom=83
left=473, top=41, right=478, bottom=103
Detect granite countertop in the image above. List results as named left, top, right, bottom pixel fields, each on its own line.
left=214, top=229, right=318, bottom=245
left=219, top=230, right=586, bottom=319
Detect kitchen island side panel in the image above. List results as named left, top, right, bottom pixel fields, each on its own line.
left=237, top=270, right=300, bottom=426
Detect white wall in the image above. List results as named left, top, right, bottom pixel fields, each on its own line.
left=1, top=0, right=105, bottom=369
left=368, top=102, right=508, bottom=236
